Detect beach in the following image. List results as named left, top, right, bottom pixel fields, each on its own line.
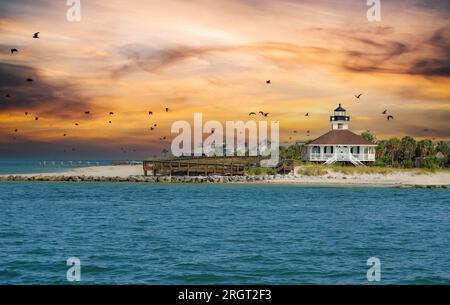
left=1, top=164, right=449, bottom=187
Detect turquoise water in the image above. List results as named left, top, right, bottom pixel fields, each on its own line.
left=0, top=182, right=449, bottom=284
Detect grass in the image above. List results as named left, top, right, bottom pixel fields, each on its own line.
left=294, top=163, right=447, bottom=176
left=296, top=165, right=328, bottom=176
left=330, top=165, right=442, bottom=175
left=246, top=167, right=275, bottom=176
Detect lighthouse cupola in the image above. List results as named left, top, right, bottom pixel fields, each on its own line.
left=330, top=104, right=350, bottom=130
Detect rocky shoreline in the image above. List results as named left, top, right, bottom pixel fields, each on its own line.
left=0, top=174, right=448, bottom=188
left=0, top=174, right=281, bottom=183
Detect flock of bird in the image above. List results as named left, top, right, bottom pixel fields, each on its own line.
left=4, top=32, right=174, bottom=153
left=4, top=33, right=419, bottom=153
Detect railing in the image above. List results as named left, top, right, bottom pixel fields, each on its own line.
left=355, top=154, right=376, bottom=161
left=309, top=153, right=375, bottom=162
left=143, top=157, right=295, bottom=176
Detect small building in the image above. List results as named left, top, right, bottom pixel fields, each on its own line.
left=303, top=104, right=377, bottom=166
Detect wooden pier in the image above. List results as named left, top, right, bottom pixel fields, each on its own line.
left=143, top=156, right=294, bottom=176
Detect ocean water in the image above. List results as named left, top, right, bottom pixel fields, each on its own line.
left=0, top=160, right=113, bottom=175
left=0, top=182, right=449, bottom=284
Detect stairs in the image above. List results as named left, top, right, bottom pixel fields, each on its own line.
left=324, top=155, right=337, bottom=165
left=274, top=159, right=295, bottom=174
left=349, top=154, right=366, bottom=167
left=321, top=154, right=365, bottom=167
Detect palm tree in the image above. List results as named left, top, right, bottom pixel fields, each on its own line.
left=385, top=138, right=401, bottom=165
left=416, top=140, right=434, bottom=158
left=400, top=136, right=417, bottom=166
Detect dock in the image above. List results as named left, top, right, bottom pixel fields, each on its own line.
left=143, top=156, right=294, bottom=176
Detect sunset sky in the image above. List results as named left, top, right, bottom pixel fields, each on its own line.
left=0, top=0, right=449, bottom=159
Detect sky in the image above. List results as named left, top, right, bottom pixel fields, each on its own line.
left=0, top=0, right=449, bottom=159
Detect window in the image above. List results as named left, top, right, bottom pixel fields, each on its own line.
left=338, top=123, right=343, bottom=129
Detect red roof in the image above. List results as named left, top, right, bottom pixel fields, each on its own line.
left=308, top=130, right=376, bottom=145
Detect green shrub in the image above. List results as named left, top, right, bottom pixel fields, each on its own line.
left=247, top=167, right=275, bottom=176
left=297, top=166, right=328, bottom=176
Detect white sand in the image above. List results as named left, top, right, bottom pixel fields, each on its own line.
left=11, top=165, right=144, bottom=178
left=281, top=170, right=450, bottom=187
left=3, top=165, right=450, bottom=187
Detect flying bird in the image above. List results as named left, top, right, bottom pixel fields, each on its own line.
left=249, top=112, right=256, bottom=116
left=84, top=111, right=90, bottom=115
left=33, top=32, right=40, bottom=39
left=266, top=80, right=271, bottom=84
left=25, top=112, right=28, bottom=116
left=75, top=123, right=79, bottom=126
left=109, top=121, right=112, bottom=124
left=382, top=110, right=387, bottom=115
left=63, top=134, right=67, bottom=137
left=305, top=113, right=309, bottom=117
left=26, top=78, right=34, bottom=82
left=35, top=117, right=39, bottom=121
left=355, top=94, right=362, bottom=99
left=150, top=127, right=154, bottom=131
left=149, top=111, right=153, bottom=115
left=387, top=115, right=394, bottom=121
left=11, top=49, right=18, bottom=54
left=109, top=112, right=114, bottom=115
left=165, top=108, right=169, bottom=112
left=14, top=129, right=18, bottom=133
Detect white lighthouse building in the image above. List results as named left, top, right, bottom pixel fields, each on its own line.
left=303, top=104, right=377, bottom=166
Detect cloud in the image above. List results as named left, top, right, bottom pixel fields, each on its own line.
left=336, top=25, right=450, bottom=78
left=0, top=62, right=95, bottom=118
left=409, top=26, right=450, bottom=77
left=111, top=44, right=231, bottom=79
left=111, top=42, right=331, bottom=80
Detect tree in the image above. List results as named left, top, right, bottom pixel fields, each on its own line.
left=416, top=140, right=434, bottom=158
left=280, top=144, right=306, bottom=160
left=361, top=130, right=377, bottom=143
left=435, top=141, right=449, bottom=157
left=399, top=136, right=417, bottom=167
left=385, top=138, right=401, bottom=165
left=435, top=141, right=449, bottom=168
